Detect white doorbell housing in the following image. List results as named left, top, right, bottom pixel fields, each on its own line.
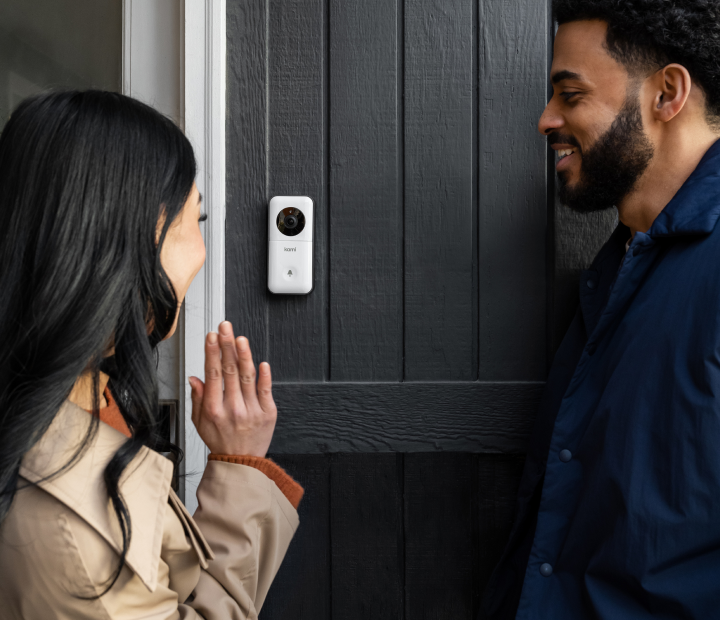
left=268, top=196, right=314, bottom=294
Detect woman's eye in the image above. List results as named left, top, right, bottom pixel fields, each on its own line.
left=199, top=213, right=208, bottom=222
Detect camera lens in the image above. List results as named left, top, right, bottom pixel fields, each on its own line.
left=277, top=208, right=306, bottom=237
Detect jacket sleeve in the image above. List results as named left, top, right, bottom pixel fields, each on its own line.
left=184, top=460, right=299, bottom=619
left=1, top=460, right=298, bottom=620
left=96, top=460, right=299, bottom=620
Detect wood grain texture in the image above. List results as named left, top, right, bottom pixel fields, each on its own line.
left=260, top=455, right=331, bottom=620
left=331, top=453, right=404, bottom=619
left=329, top=0, right=402, bottom=381
left=267, top=0, right=328, bottom=381
left=404, top=0, right=475, bottom=381
left=551, top=204, right=617, bottom=354
left=478, top=0, right=549, bottom=381
left=256, top=453, right=525, bottom=620
left=476, top=454, right=526, bottom=591
left=226, top=0, right=269, bottom=359
left=222, top=3, right=584, bottom=616
left=404, top=453, right=478, bottom=619
left=269, top=381, right=543, bottom=453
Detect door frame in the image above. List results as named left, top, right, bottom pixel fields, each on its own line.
left=122, top=0, right=226, bottom=511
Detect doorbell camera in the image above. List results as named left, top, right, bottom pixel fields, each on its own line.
left=268, top=196, right=314, bottom=294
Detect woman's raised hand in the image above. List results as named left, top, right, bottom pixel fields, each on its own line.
left=189, top=321, right=277, bottom=458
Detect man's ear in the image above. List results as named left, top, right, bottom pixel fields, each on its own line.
left=651, top=64, right=692, bottom=123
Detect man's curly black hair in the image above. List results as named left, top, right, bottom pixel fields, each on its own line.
left=554, top=0, right=720, bottom=126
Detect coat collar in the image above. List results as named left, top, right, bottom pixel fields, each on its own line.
left=19, top=401, right=174, bottom=592
left=580, top=223, right=630, bottom=336
left=649, top=138, right=720, bottom=238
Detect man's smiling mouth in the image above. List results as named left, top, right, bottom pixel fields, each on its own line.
left=557, top=148, right=576, bottom=160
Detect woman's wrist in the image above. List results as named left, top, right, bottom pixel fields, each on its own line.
left=208, top=454, right=304, bottom=509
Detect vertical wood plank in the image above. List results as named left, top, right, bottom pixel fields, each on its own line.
left=226, top=0, right=268, bottom=359
left=266, top=0, right=327, bottom=381
left=261, top=455, right=331, bottom=620
left=331, top=454, right=404, bottom=619
left=329, top=0, right=402, bottom=381
left=404, top=453, right=477, bottom=620
left=404, top=0, right=475, bottom=380
left=476, top=454, right=526, bottom=592
left=478, top=0, right=548, bottom=381
left=552, top=205, right=617, bottom=353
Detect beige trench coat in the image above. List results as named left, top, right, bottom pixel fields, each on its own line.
left=0, top=401, right=299, bottom=619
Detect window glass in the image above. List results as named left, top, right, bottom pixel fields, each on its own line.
left=0, top=0, right=122, bottom=130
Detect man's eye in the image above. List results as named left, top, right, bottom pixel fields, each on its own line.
left=561, top=92, right=579, bottom=101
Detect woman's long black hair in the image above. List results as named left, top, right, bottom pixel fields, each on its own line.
left=0, top=91, right=196, bottom=593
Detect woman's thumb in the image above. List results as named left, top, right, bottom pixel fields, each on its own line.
left=189, top=377, right=204, bottom=425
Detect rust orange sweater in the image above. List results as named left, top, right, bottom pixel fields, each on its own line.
left=91, top=389, right=304, bottom=509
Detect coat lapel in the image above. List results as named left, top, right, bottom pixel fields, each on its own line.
left=579, top=223, right=629, bottom=338
left=19, top=401, right=173, bottom=592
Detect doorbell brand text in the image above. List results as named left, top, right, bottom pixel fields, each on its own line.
left=285, top=247, right=296, bottom=252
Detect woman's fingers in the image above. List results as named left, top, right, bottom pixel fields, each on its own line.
left=192, top=328, right=277, bottom=457
left=257, top=362, right=276, bottom=414
left=236, top=336, right=260, bottom=409
left=218, top=321, right=242, bottom=403
left=203, top=331, right=223, bottom=409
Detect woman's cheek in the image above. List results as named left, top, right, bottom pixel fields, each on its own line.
left=177, top=232, right=206, bottom=302
left=198, top=228, right=207, bottom=263
left=193, top=231, right=207, bottom=278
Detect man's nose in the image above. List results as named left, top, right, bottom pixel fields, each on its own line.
left=538, top=100, right=563, bottom=136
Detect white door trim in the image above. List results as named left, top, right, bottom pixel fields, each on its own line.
left=182, top=0, right=226, bottom=513
left=122, top=0, right=226, bottom=512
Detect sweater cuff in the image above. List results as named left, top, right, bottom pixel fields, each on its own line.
left=207, top=454, right=304, bottom=509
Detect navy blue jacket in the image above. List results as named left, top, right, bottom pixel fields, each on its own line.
left=481, top=139, right=720, bottom=619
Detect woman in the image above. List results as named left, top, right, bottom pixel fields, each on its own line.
left=0, top=91, right=302, bottom=618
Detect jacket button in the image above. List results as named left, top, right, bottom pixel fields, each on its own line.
left=586, top=279, right=596, bottom=289
left=540, top=563, right=553, bottom=577
left=559, top=449, right=572, bottom=462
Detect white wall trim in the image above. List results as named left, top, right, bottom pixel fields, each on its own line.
left=183, top=0, right=226, bottom=513
left=123, top=0, right=225, bottom=511
left=121, top=0, right=131, bottom=96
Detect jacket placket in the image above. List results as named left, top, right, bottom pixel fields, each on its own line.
left=514, top=231, right=659, bottom=619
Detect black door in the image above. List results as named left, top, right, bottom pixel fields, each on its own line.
left=226, top=1, right=615, bottom=618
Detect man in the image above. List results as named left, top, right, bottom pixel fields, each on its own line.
left=480, top=1, right=720, bottom=618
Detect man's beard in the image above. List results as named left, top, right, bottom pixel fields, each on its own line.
left=555, top=96, right=655, bottom=213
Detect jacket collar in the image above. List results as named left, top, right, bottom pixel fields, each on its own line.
left=19, top=401, right=173, bottom=592
left=649, top=138, right=720, bottom=238
left=580, top=223, right=630, bottom=336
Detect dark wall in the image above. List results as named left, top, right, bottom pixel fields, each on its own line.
left=226, top=0, right=616, bottom=618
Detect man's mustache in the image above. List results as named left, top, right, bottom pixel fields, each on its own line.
left=548, top=133, right=581, bottom=151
